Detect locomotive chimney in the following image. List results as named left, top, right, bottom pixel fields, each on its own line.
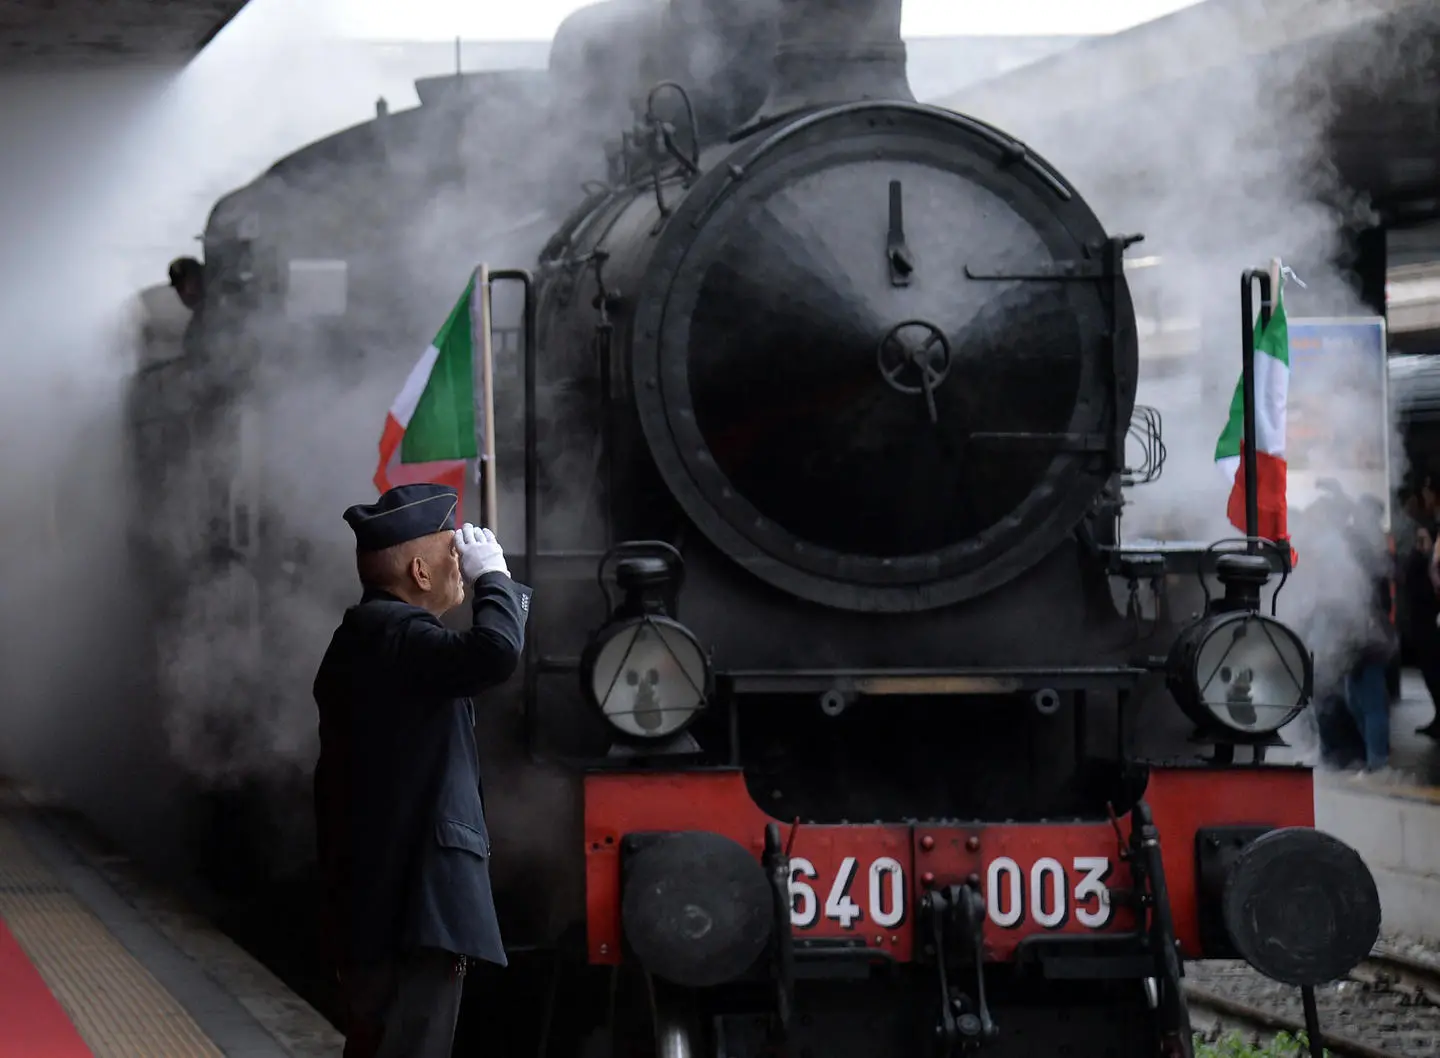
left=745, top=0, right=914, bottom=127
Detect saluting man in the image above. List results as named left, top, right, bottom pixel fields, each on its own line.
left=313, top=482, right=531, bottom=1058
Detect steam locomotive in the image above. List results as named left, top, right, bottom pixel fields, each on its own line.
left=130, top=0, right=1384, bottom=1055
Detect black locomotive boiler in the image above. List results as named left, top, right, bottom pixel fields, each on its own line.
left=136, top=0, right=1384, bottom=1055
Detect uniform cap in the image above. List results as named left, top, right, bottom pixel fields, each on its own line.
left=344, top=483, right=459, bottom=553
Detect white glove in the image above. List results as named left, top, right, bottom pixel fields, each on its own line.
left=455, top=523, right=509, bottom=581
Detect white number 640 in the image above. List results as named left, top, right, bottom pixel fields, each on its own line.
left=788, top=856, right=906, bottom=930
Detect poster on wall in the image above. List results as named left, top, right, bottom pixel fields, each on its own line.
left=1285, top=316, right=1390, bottom=527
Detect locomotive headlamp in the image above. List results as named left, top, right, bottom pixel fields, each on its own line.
left=1166, top=610, right=1312, bottom=738
left=582, top=554, right=711, bottom=741
left=586, top=617, right=710, bottom=738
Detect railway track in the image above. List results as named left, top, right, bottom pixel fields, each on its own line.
left=1185, top=944, right=1440, bottom=1058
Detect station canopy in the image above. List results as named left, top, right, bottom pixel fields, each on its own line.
left=0, top=0, right=250, bottom=68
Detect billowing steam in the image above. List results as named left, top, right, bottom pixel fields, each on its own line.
left=1, top=0, right=1430, bottom=882
left=112, top=0, right=668, bottom=885
left=946, top=0, right=1437, bottom=757
left=0, top=0, right=597, bottom=874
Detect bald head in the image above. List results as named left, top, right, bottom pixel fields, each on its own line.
left=358, top=529, right=464, bottom=614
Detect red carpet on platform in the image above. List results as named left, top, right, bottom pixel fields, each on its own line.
left=0, top=916, right=92, bottom=1057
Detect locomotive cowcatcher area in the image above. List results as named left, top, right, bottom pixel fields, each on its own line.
left=6, top=0, right=1440, bottom=1055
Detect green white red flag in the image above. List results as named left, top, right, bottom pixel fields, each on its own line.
left=1214, top=266, right=1291, bottom=551
left=373, top=277, right=481, bottom=513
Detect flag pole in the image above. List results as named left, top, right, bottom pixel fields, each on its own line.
left=1270, top=256, right=1285, bottom=555
left=1240, top=268, right=1264, bottom=552
left=471, top=263, right=499, bottom=530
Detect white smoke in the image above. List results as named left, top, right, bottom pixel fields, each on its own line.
left=944, top=0, right=1436, bottom=724
left=5, top=0, right=1430, bottom=857
left=0, top=0, right=576, bottom=867
left=119, top=0, right=648, bottom=800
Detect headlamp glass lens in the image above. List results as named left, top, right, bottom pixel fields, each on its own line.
left=591, top=620, right=708, bottom=738
left=1194, top=614, right=1307, bottom=733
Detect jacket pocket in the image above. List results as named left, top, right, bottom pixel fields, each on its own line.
left=436, top=818, right=490, bottom=859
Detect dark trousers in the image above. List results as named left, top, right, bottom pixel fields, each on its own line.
left=1411, top=624, right=1440, bottom=724
left=1345, top=662, right=1391, bottom=771
left=340, top=948, right=467, bottom=1058
left=1316, top=691, right=1365, bottom=769
left=1420, top=653, right=1440, bottom=709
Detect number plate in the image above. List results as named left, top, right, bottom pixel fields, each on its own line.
left=784, top=826, right=914, bottom=958
left=981, top=853, right=1116, bottom=931
left=583, top=764, right=1315, bottom=967
left=783, top=823, right=1134, bottom=960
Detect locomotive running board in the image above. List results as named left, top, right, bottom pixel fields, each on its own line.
left=1100, top=541, right=1291, bottom=577
left=725, top=667, right=1148, bottom=695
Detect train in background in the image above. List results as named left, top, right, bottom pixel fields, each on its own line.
left=128, top=0, right=1383, bottom=1055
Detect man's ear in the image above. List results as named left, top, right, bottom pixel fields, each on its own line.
left=411, top=555, right=432, bottom=591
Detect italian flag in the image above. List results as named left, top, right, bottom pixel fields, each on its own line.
left=373, top=277, right=481, bottom=509
left=1214, top=266, right=1290, bottom=549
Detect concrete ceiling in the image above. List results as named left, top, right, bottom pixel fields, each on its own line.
left=0, top=0, right=251, bottom=68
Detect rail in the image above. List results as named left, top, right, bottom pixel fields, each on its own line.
left=1185, top=945, right=1440, bottom=1058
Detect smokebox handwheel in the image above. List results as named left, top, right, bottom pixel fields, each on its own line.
left=877, top=319, right=952, bottom=397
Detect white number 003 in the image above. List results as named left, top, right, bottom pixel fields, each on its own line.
left=787, top=855, right=1113, bottom=931
left=985, top=856, right=1113, bottom=930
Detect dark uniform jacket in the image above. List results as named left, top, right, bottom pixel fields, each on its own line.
left=313, top=571, right=532, bottom=968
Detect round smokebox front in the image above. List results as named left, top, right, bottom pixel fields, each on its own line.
left=632, top=107, right=1135, bottom=611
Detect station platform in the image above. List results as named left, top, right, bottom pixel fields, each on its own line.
left=0, top=780, right=341, bottom=1058
left=1313, top=669, right=1440, bottom=945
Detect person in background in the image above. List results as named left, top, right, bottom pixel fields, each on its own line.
left=1393, top=488, right=1419, bottom=609
left=168, top=256, right=205, bottom=310
left=1400, top=525, right=1440, bottom=739
left=1314, top=653, right=1369, bottom=771
left=1403, top=474, right=1440, bottom=731
left=1344, top=495, right=1398, bottom=774
left=167, top=256, right=212, bottom=366
left=1306, top=493, right=1369, bottom=770
left=1423, top=476, right=1440, bottom=534
left=1394, top=487, right=1423, bottom=571
left=314, top=483, right=531, bottom=1058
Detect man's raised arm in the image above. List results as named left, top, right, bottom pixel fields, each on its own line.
left=391, top=526, right=532, bottom=698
